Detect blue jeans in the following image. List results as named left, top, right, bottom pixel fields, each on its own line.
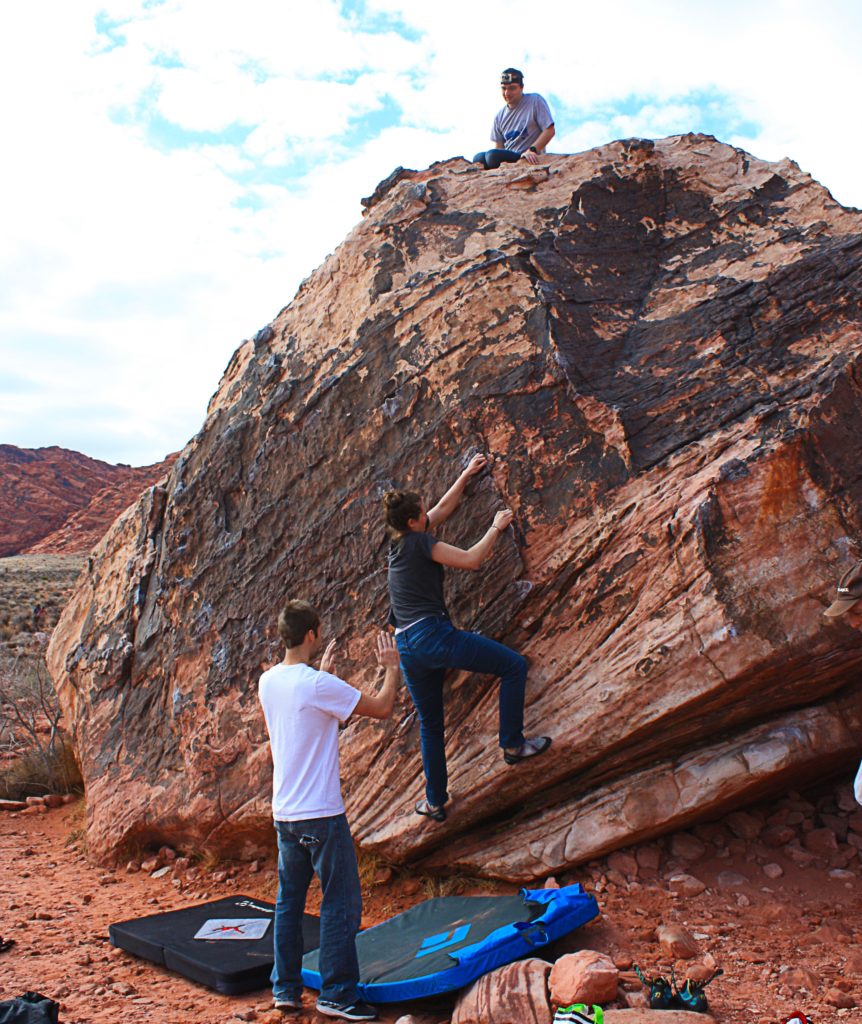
left=396, top=616, right=527, bottom=807
left=473, top=148, right=521, bottom=169
left=272, top=814, right=362, bottom=1004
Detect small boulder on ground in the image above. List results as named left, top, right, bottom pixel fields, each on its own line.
left=826, top=987, right=856, bottom=1009
left=762, top=825, right=795, bottom=847
left=656, top=924, right=699, bottom=960
left=452, top=958, right=551, bottom=1024
left=780, top=966, right=819, bottom=992
left=803, top=828, right=839, bottom=856
left=684, top=959, right=719, bottom=983
left=550, top=950, right=619, bottom=1006
left=635, top=846, right=661, bottom=872
left=607, top=851, right=639, bottom=878
left=668, top=874, right=706, bottom=897
left=715, top=870, right=748, bottom=890
left=724, top=811, right=762, bottom=840
left=669, top=834, right=707, bottom=862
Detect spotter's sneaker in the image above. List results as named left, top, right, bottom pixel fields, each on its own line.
left=316, top=998, right=377, bottom=1021
left=273, top=995, right=303, bottom=1010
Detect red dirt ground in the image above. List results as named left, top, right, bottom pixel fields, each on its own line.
left=1, top=780, right=861, bottom=1024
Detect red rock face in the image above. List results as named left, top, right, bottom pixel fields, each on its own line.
left=0, top=445, right=175, bottom=556
left=47, top=135, right=862, bottom=876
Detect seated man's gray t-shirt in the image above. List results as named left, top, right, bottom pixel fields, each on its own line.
left=388, top=531, right=448, bottom=629
left=491, top=92, right=554, bottom=154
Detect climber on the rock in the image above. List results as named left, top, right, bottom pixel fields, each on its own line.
left=473, top=67, right=555, bottom=170
left=258, top=600, right=401, bottom=1022
left=383, top=453, right=551, bottom=824
left=823, top=559, right=862, bottom=806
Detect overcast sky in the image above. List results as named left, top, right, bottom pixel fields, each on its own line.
left=2, top=0, right=860, bottom=466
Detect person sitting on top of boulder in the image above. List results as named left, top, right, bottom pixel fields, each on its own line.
left=473, top=67, right=555, bottom=170
left=383, top=452, right=551, bottom=824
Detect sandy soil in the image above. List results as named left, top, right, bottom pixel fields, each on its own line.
left=1, top=781, right=861, bottom=1024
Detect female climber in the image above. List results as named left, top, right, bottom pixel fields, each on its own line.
left=383, top=453, right=551, bottom=823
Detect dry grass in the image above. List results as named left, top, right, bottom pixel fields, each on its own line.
left=0, top=554, right=85, bottom=648
left=196, top=848, right=224, bottom=873
left=65, top=800, right=88, bottom=854
left=0, top=738, right=82, bottom=800
left=0, top=633, right=83, bottom=799
left=419, top=873, right=500, bottom=899
left=0, top=555, right=85, bottom=800
left=357, top=848, right=385, bottom=889
left=421, top=874, right=468, bottom=899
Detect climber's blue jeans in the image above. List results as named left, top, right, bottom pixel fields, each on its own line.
left=271, top=814, right=361, bottom=1005
left=395, top=616, right=527, bottom=807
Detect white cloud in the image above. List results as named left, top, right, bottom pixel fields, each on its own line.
left=1, top=0, right=861, bottom=464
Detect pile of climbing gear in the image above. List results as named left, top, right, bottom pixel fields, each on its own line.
left=633, top=964, right=723, bottom=1013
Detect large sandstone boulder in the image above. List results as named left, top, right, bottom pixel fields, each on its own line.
left=48, top=134, right=862, bottom=874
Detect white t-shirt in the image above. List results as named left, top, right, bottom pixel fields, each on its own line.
left=855, top=758, right=862, bottom=806
left=491, top=93, right=554, bottom=154
left=258, top=662, right=361, bottom=821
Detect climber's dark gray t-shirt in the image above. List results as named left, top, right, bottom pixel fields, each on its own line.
left=387, top=531, right=448, bottom=629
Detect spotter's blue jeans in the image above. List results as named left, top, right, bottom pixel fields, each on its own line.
left=271, top=813, right=362, bottom=1005
left=396, top=616, right=527, bottom=808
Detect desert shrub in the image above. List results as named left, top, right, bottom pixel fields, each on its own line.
left=0, top=646, right=82, bottom=799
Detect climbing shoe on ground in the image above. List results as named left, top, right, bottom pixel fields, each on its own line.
left=633, top=965, right=677, bottom=1010
left=415, top=798, right=447, bottom=822
left=674, top=967, right=723, bottom=1013
left=634, top=964, right=722, bottom=1012
left=503, top=735, right=552, bottom=764
left=780, top=1014, right=813, bottom=1024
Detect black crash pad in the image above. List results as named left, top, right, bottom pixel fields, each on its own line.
left=109, top=894, right=320, bottom=995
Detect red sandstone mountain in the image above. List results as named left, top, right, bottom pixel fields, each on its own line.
left=0, top=445, right=175, bottom=557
